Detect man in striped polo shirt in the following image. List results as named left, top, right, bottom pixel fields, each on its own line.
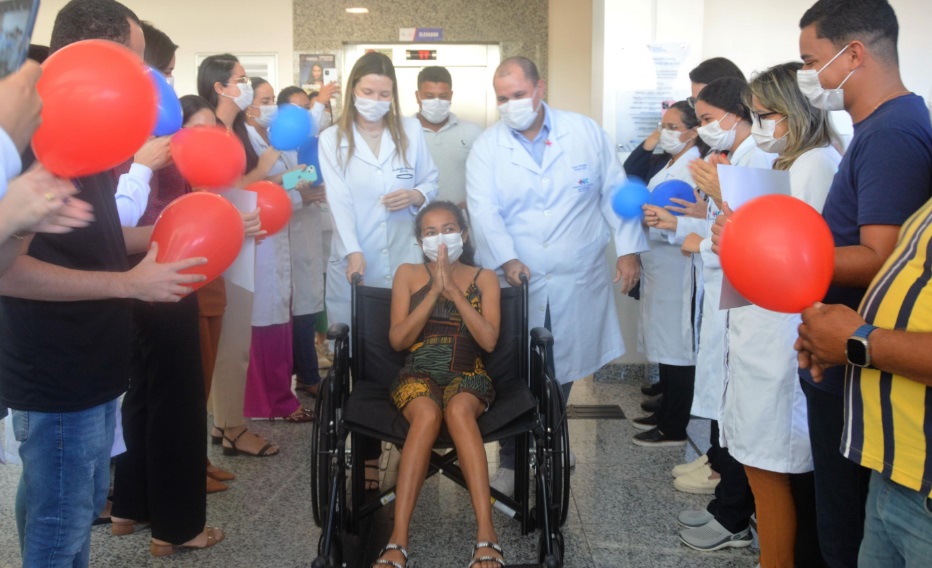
left=797, top=197, right=932, bottom=564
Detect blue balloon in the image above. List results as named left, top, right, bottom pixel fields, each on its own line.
left=269, top=104, right=312, bottom=151
left=648, top=179, right=696, bottom=216
left=149, top=68, right=182, bottom=137
left=297, top=136, right=324, bottom=186
left=611, top=178, right=651, bottom=218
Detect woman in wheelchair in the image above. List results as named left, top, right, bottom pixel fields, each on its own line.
left=374, top=201, right=504, bottom=567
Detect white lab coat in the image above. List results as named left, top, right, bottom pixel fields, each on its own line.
left=319, top=117, right=439, bottom=329
left=681, top=137, right=776, bottom=419
left=290, top=199, right=326, bottom=317
left=467, top=105, right=649, bottom=383
left=247, top=125, right=301, bottom=327
left=638, top=147, right=700, bottom=366
left=720, top=145, right=840, bottom=473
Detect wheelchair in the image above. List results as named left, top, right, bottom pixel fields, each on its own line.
left=311, top=275, right=570, bottom=567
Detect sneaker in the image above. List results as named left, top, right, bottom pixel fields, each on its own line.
left=679, top=519, right=753, bottom=551
left=671, top=453, right=709, bottom=478
left=750, top=512, right=757, bottom=533
left=673, top=464, right=720, bottom=495
left=641, top=382, right=662, bottom=396
left=631, top=414, right=659, bottom=431
left=631, top=428, right=687, bottom=447
left=489, top=467, right=515, bottom=498
left=677, top=508, right=714, bottom=529
left=640, top=394, right=662, bottom=413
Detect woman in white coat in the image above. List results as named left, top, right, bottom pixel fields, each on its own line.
left=715, top=63, right=840, bottom=568
left=645, top=78, right=776, bottom=548
left=319, top=51, right=438, bottom=491
left=242, top=77, right=310, bottom=422
left=634, top=100, right=702, bottom=447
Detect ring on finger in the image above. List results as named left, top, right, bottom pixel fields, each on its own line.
left=43, top=191, right=55, bottom=202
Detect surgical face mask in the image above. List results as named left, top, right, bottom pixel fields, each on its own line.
left=221, top=81, right=254, bottom=112
left=498, top=91, right=539, bottom=132
left=251, top=104, right=279, bottom=128
left=420, top=98, right=451, bottom=124
left=354, top=95, right=391, bottom=122
left=697, top=112, right=739, bottom=152
left=421, top=232, right=464, bottom=264
left=659, top=129, right=690, bottom=155
left=796, top=44, right=855, bottom=111
left=751, top=116, right=789, bottom=154
left=165, top=76, right=175, bottom=88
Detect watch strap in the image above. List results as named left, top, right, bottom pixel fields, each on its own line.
left=851, top=323, right=878, bottom=340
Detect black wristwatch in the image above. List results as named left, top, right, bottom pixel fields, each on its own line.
left=846, top=324, right=878, bottom=368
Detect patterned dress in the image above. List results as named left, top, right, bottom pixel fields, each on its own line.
left=390, top=265, right=496, bottom=411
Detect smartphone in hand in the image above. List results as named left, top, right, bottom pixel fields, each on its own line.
left=0, top=0, right=41, bottom=78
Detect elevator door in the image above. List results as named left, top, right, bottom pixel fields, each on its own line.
left=342, top=43, right=501, bottom=129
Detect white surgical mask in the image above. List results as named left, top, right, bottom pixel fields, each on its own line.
left=221, top=81, right=254, bottom=112
left=796, top=44, right=855, bottom=111
left=697, top=112, right=738, bottom=152
left=354, top=96, right=391, bottom=122
left=659, top=129, right=690, bottom=155
left=165, top=76, right=175, bottom=88
left=421, top=232, right=464, bottom=264
left=420, top=98, right=452, bottom=124
left=751, top=116, right=789, bottom=154
left=250, top=104, right=279, bottom=128
left=498, top=91, right=539, bottom=132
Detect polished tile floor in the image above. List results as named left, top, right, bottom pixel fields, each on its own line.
left=0, top=371, right=759, bottom=567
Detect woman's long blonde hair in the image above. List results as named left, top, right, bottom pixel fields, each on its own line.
left=335, top=51, right=409, bottom=170
left=743, top=62, right=836, bottom=171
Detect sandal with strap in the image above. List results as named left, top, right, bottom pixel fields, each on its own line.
left=210, top=426, right=224, bottom=445
left=373, top=543, right=408, bottom=568
left=150, top=526, right=224, bottom=557
left=468, top=541, right=505, bottom=567
left=222, top=428, right=279, bottom=457
left=283, top=406, right=314, bottom=423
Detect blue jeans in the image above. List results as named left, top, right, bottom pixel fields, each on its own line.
left=13, top=399, right=117, bottom=567
left=859, top=471, right=932, bottom=568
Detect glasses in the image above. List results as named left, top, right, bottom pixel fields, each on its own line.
left=751, top=110, right=783, bottom=128
left=226, top=76, right=249, bottom=85
left=658, top=122, right=685, bottom=132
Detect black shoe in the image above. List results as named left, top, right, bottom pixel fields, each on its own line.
left=631, top=413, right=659, bottom=431
left=640, top=382, right=663, bottom=396
left=631, top=427, right=687, bottom=447
left=641, top=394, right=662, bottom=413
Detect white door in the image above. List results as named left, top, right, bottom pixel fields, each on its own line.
left=342, top=43, right=501, bottom=128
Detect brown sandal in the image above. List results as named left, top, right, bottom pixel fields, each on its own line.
left=222, top=429, right=279, bottom=457
left=150, top=526, right=224, bottom=557
left=111, top=517, right=150, bottom=536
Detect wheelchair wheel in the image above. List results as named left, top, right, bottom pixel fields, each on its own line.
left=538, top=529, right=564, bottom=566
left=539, top=378, right=571, bottom=530
left=311, top=375, right=333, bottom=527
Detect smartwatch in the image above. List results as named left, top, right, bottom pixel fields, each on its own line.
left=846, top=324, right=878, bottom=368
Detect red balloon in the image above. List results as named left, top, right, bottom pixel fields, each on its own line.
left=245, top=181, right=292, bottom=235
left=149, top=192, right=245, bottom=291
left=33, top=40, right=157, bottom=178
left=719, top=194, right=834, bottom=313
left=170, top=127, right=246, bottom=189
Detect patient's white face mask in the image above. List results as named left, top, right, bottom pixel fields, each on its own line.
left=421, top=232, right=463, bottom=263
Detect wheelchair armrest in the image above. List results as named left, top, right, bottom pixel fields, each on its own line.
left=327, top=323, right=349, bottom=341
left=531, top=327, right=554, bottom=347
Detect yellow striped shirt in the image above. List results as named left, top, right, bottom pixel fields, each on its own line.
left=845, top=197, right=932, bottom=496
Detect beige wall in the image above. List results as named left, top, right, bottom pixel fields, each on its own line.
left=293, top=0, right=548, bottom=84
left=32, top=0, right=295, bottom=100
left=547, top=0, right=593, bottom=116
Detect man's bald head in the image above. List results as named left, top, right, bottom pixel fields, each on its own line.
left=495, top=56, right=540, bottom=84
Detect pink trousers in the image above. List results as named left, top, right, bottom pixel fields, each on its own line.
left=244, top=322, right=299, bottom=418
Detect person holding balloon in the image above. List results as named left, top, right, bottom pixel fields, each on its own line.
left=319, top=51, right=439, bottom=490
left=242, top=76, right=313, bottom=422
left=708, top=62, right=841, bottom=568
left=630, top=101, right=703, bottom=460
left=197, top=53, right=281, bottom=458
left=649, top=77, right=775, bottom=552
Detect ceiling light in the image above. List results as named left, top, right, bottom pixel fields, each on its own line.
left=345, top=7, right=369, bottom=14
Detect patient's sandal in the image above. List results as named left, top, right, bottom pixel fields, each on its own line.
left=468, top=541, right=505, bottom=567
left=373, top=543, right=408, bottom=568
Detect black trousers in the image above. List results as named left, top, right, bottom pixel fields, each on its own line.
left=657, top=363, right=695, bottom=439
left=706, top=420, right=755, bottom=534
left=111, top=295, right=207, bottom=543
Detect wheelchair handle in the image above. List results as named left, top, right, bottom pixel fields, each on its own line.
left=531, top=326, right=554, bottom=347
left=351, top=272, right=362, bottom=285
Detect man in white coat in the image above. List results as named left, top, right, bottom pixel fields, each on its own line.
left=468, top=56, right=647, bottom=496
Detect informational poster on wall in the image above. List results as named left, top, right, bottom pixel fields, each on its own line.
left=615, top=42, right=691, bottom=152
left=298, top=53, right=336, bottom=93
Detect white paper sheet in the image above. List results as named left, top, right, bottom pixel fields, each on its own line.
left=717, top=165, right=791, bottom=310
left=217, top=188, right=257, bottom=293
